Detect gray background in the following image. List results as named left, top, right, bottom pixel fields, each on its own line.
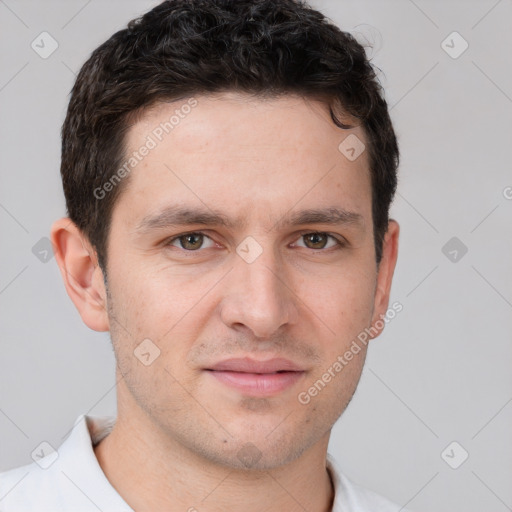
left=1, top=1, right=511, bottom=511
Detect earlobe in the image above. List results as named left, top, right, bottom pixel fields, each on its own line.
left=369, top=219, right=400, bottom=339
left=50, top=218, right=110, bottom=332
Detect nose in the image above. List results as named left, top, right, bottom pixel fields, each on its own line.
left=219, top=244, right=299, bottom=340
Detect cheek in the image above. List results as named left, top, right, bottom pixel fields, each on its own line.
left=108, top=263, right=214, bottom=367
left=109, top=259, right=192, bottom=330
left=106, top=270, right=199, bottom=404
left=297, top=264, right=376, bottom=343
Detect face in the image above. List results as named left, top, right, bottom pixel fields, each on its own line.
left=101, top=92, right=395, bottom=470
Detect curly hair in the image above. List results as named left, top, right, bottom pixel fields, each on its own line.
left=61, top=0, right=399, bottom=271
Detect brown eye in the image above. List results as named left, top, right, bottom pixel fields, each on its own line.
left=168, top=232, right=213, bottom=251
left=303, top=233, right=328, bottom=249
left=296, top=232, right=341, bottom=250
left=180, top=233, right=203, bottom=250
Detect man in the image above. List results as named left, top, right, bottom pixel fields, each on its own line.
left=0, top=0, right=407, bottom=510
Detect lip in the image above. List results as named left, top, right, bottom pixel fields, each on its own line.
left=207, top=357, right=304, bottom=373
left=205, top=357, right=306, bottom=396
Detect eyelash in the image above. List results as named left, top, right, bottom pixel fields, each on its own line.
left=164, top=231, right=346, bottom=252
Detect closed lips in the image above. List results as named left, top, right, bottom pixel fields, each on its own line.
left=206, top=357, right=305, bottom=373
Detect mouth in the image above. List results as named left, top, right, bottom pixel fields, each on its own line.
left=204, top=357, right=306, bottom=396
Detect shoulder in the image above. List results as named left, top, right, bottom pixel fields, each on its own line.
left=0, top=459, right=66, bottom=511
left=0, top=414, right=130, bottom=512
left=327, top=453, right=415, bottom=512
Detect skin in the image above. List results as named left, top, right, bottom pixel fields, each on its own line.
left=51, top=92, right=399, bottom=512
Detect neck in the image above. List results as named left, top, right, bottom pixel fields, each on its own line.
left=93, top=409, right=335, bottom=512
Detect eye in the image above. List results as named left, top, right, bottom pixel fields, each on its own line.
left=167, top=232, right=216, bottom=251
left=165, top=231, right=344, bottom=252
left=294, top=232, right=343, bottom=250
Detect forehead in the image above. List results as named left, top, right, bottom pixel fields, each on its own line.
left=115, top=92, right=371, bottom=230
left=128, top=92, right=363, bottom=159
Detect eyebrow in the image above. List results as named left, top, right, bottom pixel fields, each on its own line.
left=134, top=205, right=365, bottom=235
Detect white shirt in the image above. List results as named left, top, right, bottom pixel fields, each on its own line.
left=0, top=414, right=411, bottom=511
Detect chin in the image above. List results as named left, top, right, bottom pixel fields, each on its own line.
left=199, top=427, right=317, bottom=472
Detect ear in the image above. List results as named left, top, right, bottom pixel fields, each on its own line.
left=369, top=219, right=400, bottom=339
left=50, top=218, right=109, bottom=332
